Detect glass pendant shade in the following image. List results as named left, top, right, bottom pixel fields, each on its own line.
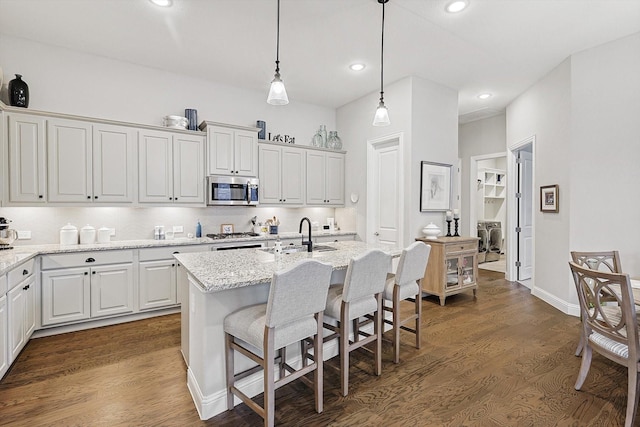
left=373, top=100, right=390, bottom=126
left=267, top=72, right=289, bottom=105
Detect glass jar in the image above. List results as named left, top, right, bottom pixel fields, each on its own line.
left=312, top=131, right=323, bottom=147
left=318, top=125, right=327, bottom=147
left=326, top=131, right=338, bottom=149
left=333, top=131, right=342, bottom=150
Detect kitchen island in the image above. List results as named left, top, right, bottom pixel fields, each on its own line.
left=174, top=240, right=400, bottom=420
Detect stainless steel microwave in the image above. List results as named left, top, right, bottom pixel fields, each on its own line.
left=207, top=176, right=259, bottom=206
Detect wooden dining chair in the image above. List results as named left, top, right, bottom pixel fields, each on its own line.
left=569, top=261, right=640, bottom=427
left=570, top=251, right=622, bottom=356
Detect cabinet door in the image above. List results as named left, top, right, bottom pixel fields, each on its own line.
left=138, top=130, right=173, bottom=203
left=460, top=253, right=477, bottom=288
left=93, top=124, right=135, bottom=203
left=41, top=267, right=91, bottom=326
left=281, top=147, right=305, bottom=204
left=90, top=264, right=134, bottom=318
left=7, top=283, right=26, bottom=361
left=24, top=275, right=36, bottom=338
left=173, top=134, right=205, bottom=204
left=0, top=295, right=8, bottom=378
left=139, top=260, right=177, bottom=310
left=306, top=151, right=326, bottom=204
left=234, top=130, right=257, bottom=177
left=325, top=152, right=345, bottom=205
left=445, top=256, right=462, bottom=290
left=47, top=118, right=92, bottom=202
left=258, top=145, right=282, bottom=204
left=7, top=113, right=47, bottom=202
left=207, top=127, right=235, bottom=175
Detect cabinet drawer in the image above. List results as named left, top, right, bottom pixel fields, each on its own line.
left=444, top=241, right=477, bottom=254
left=139, top=245, right=210, bottom=262
left=8, top=258, right=36, bottom=290
left=41, top=250, right=133, bottom=270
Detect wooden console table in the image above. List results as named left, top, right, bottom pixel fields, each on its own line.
left=416, top=236, right=479, bottom=306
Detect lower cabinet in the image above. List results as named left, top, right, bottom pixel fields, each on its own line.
left=40, top=251, right=134, bottom=327
left=139, top=260, right=177, bottom=310
left=0, top=295, right=9, bottom=379
left=8, top=274, right=36, bottom=361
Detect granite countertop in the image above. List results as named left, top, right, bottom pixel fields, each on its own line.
left=174, top=240, right=401, bottom=293
left=0, top=231, right=357, bottom=276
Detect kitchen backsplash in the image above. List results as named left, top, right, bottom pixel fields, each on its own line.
left=0, top=206, right=357, bottom=246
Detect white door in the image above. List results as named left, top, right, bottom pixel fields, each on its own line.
left=7, top=284, right=26, bottom=361
left=234, top=130, right=257, bottom=177
left=0, top=295, right=8, bottom=377
left=517, top=150, right=533, bottom=280
left=306, top=151, right=326, bottom=204
left=281, top=147, right=305, bottom=205
left=41, top=267, right=91, bottom=326
left=367, top=135, right=403, bottom=247
left=138, top=130, right=173, bottom=203
left=173, top=134, right=205, bottom=204
left=7, top=114, right=47, bottom=202
left=139, top=260, right=177, bottom=310
left=325, top=153, right=345, bottom=205
left=24, top=276, right=36, bottom=337
left=93, top=124, right=135, bottom=203
left=207, top=127, right=235, bottom=176
left=258, top=145, right=283, bottom=204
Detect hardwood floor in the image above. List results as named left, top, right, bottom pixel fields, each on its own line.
left=0, top=270, right=634, bottom=426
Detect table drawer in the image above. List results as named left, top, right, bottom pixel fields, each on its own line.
left=41, top=250, right=133, bottom=270
left=139, top=245, right=210, bottom=262
left=445, top=241, right=478, bottom=254
left=8, top=258, right=36, bottom=290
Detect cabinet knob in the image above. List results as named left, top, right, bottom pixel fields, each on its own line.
left=38, top=195, right=43, bottom=199
left=87, top=196, right=91, bottom=199
left=86, top=257, right=96, bottom=263
left=173, top=251, right=179, bottom=254
left=374, top=232, right=379, bottom=236
left=169, top=197, right=173, bottom=200
left=172, top=263, right=176, bottom=267
left=92, top=271, right=96, bottom=274
left=23, top=284, right=30, bottom=291
left=174, top=197, right=178, bottom=201
left=94, top=196, right=98, bottom=199
left=84, top=272, right=89, bottom=275
left=23, top=269, right=29, bottom=275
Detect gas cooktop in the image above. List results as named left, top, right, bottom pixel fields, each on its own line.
left=206, top=232, right=260, bottom=240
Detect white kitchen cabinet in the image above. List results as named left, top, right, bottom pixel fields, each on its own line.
left=48, top=119, right=136, bottom=203
left=138, top=129, right=205, bottom=204
left=258, top=143, right=305, bottom=205
left=41, top=251, right=134, bottom=327
left=7, top=273, right=35, bottom=362
left=0, top=294, right=8, bottom=379
left=306, top=150, right=345, bottom=206
left=201, top=122, right=258, bottom=177
left=47, top=117, right=92, bottom=202
left=7, top=113, right=47, bottom=203
left=139, top=260, right=177, bottom=310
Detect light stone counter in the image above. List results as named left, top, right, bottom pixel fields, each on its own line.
left=175, top=240, right=397, bottom=293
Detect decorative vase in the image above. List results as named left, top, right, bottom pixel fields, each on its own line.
left=331, top=131, right=342, bottom=150
left=9, top=74, right=29, bottom=108
left=312, top=131, right=323, bottom=147
left=422, top=223, right=441, bottom=240
left=318, top=125, right=327, bottom=147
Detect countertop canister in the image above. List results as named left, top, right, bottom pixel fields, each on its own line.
left=80, top=225, right=96, bottom=245
left=97, top=227, right=111, bottom=244
left=60, top=223, right=78, bottom=245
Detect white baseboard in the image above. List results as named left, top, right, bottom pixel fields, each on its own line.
left=531, top=287, right=580, bottom=317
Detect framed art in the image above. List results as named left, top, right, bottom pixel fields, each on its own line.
left=540, top=185, right=559, bottom=213
left=420, top=161, right=452, bottom=212
left=221, top=224, right=234, bottom=234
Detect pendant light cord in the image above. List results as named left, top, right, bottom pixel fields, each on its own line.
left=380, top=0, right=385, bottom=102
left=275, top=0, right=281, bottom=74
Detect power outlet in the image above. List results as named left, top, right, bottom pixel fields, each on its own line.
left=173, top=225, right=184, bottom=233
left=17, top=230, right=32, bottom=240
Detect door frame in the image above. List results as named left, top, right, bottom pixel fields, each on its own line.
left=468, top=151, right=508, bottom=237
left=366, top=132, right=404, bottom=246
left=506, top=135, right=536, bottom=283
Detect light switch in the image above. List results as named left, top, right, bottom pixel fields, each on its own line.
left=173, top=225, right=184, bottom=233
left=17, top=230, right=32, bottom=240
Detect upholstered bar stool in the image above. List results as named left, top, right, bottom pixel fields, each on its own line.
left=383, top=241, right=431, bottom=363
left=323, top=249, right=391, bottom=396
left=224, top=259, right=333, bottom=427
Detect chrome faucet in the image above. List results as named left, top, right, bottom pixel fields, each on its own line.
left=299, top=217, right=313, bottom=252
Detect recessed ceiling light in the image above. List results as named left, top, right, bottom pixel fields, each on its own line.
left=149, top=0, right=172, bottom=7
left=349, top=63, right=366, bottom=71
left=478, top=93, right=492, bottom=100
left=445, top=0, right=469, bottom=13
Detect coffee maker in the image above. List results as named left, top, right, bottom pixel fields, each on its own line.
left=0, top=217, right=17, bottom=250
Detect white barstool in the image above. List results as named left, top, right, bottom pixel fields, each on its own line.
left=224, top=259, right=333, bottom=427
left=323, top=249, right=391, bottom=396
left=383, top=241, right=431, bottom=363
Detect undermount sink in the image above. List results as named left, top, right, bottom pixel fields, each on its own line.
left=259, top=244, right=337, bottom=254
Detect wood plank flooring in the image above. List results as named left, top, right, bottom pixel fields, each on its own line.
left=0, top=271, right=634, bottom=426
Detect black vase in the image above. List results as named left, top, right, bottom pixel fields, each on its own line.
left=9, top=74, right=29, bottom=108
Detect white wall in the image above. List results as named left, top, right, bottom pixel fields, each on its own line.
left=0, top=35, right=335, bottom=147
left=0, top=36, right=346, bottom=244
left=506, top=31, right=640, bottom=312
left=458, top=113, right=506, bottom=233
left=336, top=76, right=458, bottom=247
left=569, top=32, right=640, bottom=275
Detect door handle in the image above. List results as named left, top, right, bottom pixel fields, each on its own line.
left=86, top=257, right=95, bottom=263
left=374, top=232, right=379, bottom=236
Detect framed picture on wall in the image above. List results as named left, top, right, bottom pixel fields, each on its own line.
left=540, top=185, right=559, bottom=213
left=420, top=161, right=452, bottom=211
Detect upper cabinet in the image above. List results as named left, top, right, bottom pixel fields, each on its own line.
left=306, top=150, right=345, bottom=206
left=92, top=124, right=136, bottom=203
left=7, top=113, right=47, bottom=203
left=200, top=121, right=258, bottom=177
left=258, top=143, right=305, bottom=205
left=138, top=129, right=204, bottom=204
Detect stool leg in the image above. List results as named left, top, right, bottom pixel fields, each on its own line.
left=340, top=301, right=350, bottom=396
left=393, top=285, right=401, bottom=364
left=264, top=327, right=276, bottom=427
left=315, top=312, right=324, bottom=413
left=415, top=288, right=422, bottom=349
left=353, top=319, right=360, bottom=343
left=225, top=333, right=234, bottom=410
left=375, top=293, right=382, bottom=375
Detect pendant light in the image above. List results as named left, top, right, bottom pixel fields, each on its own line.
left=267, top=0, right=289, bottom=105
left=373, top=0, right=390, bottom=126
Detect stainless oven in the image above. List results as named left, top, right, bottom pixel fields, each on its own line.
left=207, top=176, right=259, bottom=206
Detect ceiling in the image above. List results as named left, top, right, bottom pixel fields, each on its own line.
left=1, top=0, right=639, bottom=122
